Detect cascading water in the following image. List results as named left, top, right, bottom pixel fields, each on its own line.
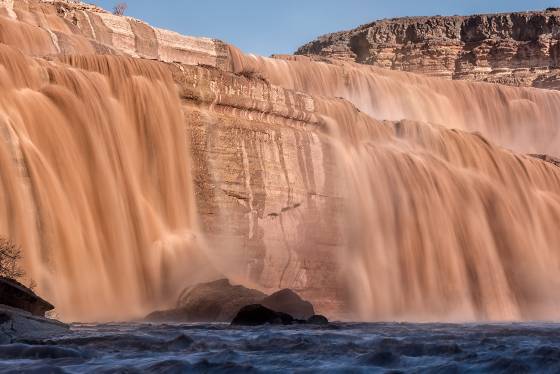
left=2, top=0, right=560, bottom=322
left=228, top=49, right=560, bottom=156
left=0, top=45, right=212, bottom=321
left=229, top=48, right=560, bottom=321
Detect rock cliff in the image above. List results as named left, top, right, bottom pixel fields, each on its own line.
left=296, top=8, right=560, bottom=89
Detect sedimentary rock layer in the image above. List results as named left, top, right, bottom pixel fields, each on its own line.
left=0, top=0, right=229, bottom=67
left=296, top=8, right=560, bottom=89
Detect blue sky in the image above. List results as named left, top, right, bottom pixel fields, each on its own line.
left=90, top=1, right=559, bottom=56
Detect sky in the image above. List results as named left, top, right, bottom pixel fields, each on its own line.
left=89, top=0, right=560, bottom=56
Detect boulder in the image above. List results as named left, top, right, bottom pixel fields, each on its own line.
left=145, top=279, right=266, bottom=322
left=231, top=304, right=294, bottom=326
left=0, top=305, right=68, bottom=344
left=261, top=289, right=315, bottom=320
left=307, top=314, right=329, bottom=325
left=0, top=277, right=54, bottom=317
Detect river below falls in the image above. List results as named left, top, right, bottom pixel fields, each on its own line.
left=1, top=322, right=560, bottom=372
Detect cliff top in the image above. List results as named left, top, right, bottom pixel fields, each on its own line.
left=297, top=8, right=560, bottom=55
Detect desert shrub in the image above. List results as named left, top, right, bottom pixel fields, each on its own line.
left=113, top=2, right=127, bottom=16
left=0, top=238, right=24, bottom=279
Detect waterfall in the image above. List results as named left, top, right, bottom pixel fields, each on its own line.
left=2, top=0, right=560, bottom=322
left=0, top=45, right=209, bottom=321
left=229, top=47, right=560, bottom=321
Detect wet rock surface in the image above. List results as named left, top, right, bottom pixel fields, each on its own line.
left=231, top=304, right=295, bottom=326
left=261, top=289, right=315, bottom=320
left=0, top=306, right=68, bottom=344
left=146, top=280, right=321, bottom=323
left=0, top=277, right=67, bottom=344
left=230, top=304, right=330, bottom=326
left=297, top=9, right=560, bottom=89
left=0, top=277, right=54, bottom=317
left=307, top=315, right=329, bottom=325
left=145, top=279, right=267, bottom=322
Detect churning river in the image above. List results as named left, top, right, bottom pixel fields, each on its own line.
left=2, top=322, right=560, bottom=372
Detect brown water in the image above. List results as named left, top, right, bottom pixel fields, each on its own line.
left=229, top=48, right=560, bottom=157
left=229, top=48, right=560, bottom=321
left=0, top=45, right=212, bottom=321
left=1, top=2, right=560, bottom=322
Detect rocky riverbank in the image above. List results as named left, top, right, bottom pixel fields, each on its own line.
left=0, top=277, right=68, bottom=343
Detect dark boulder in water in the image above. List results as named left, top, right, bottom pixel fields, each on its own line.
left=145, top=279, right=266, bottom=322
left=306, top=314, right=329, bottom=325
left=145, top=279, right=324, bottom=324
left=261, top=289, right=315, bottom=320
left=0, top=276, right=54, bottom=317
left=231, top=304, right=294, bottom=326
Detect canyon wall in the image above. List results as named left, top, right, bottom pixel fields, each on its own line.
left=0, top=0, right=347, bottom=318
left=1, top=0, right=560, bottom=321
left=296, top=8, right=560, bottom=89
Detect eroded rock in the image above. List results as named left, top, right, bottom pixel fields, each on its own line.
left=145, top=279, right=266, bottom=322
left=261, top=289, right=315, bottom=320
left=306, top=315, right=329, bottom=325
left=231, top=304, right=294, bottom=326
left=145, top=279, right=322, bottom=323
left=296, top=9, right=560, bottom=89
left=0, top=277, right=54, bottom=317
left=0, top=306, right=68, bottom=344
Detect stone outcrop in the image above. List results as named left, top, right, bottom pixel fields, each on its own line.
left=231, top=304, right=295, bottom=326
left=145, top=279, right=266, bottom=322
left=146, top=280, right=319, bottom=323
left=306, top=314, right=329, bottom=325
left=0, top=277, right=66, bottom=343
left=174, top=64, right=345, bottom=315
left=0, top=277, right=54, bottom=317
left=230, top=304, right=330, bottom=326
left=296, top=8, right=560, bottom=89
left=0, top=305, right=68, bottom=343
left=0, top=0, right=229, bottom=68
left=261, top=289, right=315, bottom=320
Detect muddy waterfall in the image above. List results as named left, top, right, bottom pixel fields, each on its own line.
left=1, top=0, right=560, bottom=322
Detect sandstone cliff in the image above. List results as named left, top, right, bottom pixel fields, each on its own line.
left=296, top=8, right=560, bottom=89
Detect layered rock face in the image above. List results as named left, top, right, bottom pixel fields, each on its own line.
left=296, top=8, right=560, bottom=89
left=0, top=0, right=229, bottom=67
left=178, top=66, right=345, bottom=314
